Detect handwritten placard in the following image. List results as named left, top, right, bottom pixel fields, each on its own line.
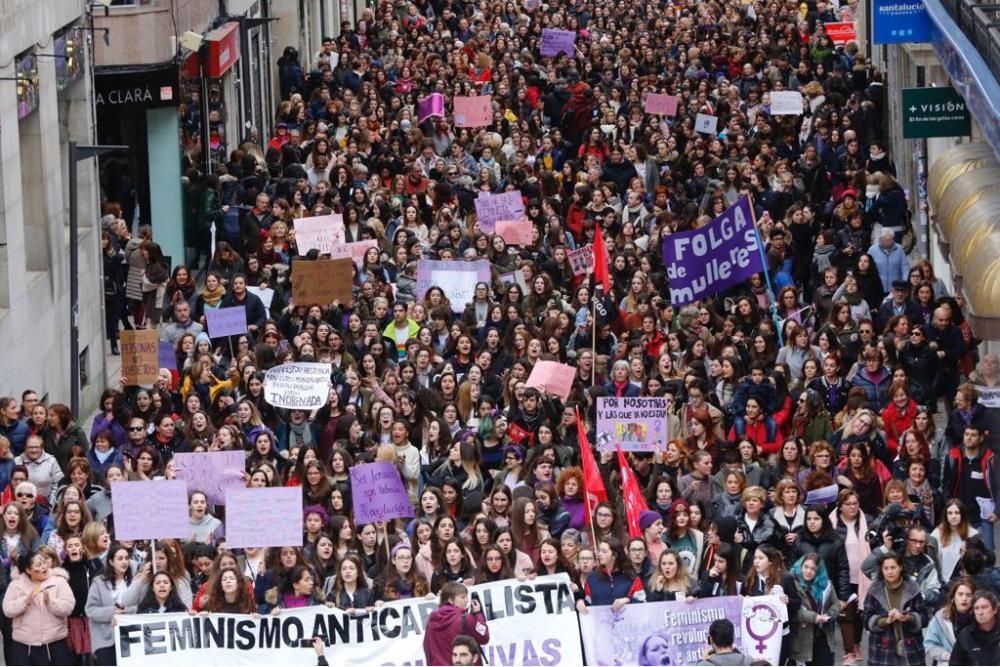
left=496, top=218, right=534, bottom=245
left=225, top=487, right=303, bottom=548
left=290, top=258, right=353, bottom=305
left=294, top=214, right=345, bottom=256
left=264, top=362, right=332, bottom=409
left=770, top=91, right=804, bottom=116
left=644, top=93, right=679, bottom=116
left=569, top=245, right=595, bottom=276
left=525, top=360, right=577, bottom=399
left=415, top=259, right=493, bottom=312
left=205, top=306, right=248, bottom=338
left=350, top=462, right=415, bottom=525
left=174, top=451, right=246, bottom=505
left=540, top=29, right=576, bottom=57
left=331, top=239, right=380, bottom=270
left=111, top=480, right=190, bottom=541
left=453, top=95, right=492, bottom=128
left=475, top=190, right=524, bottom=233
left=120, top=329, right=159, bottom=385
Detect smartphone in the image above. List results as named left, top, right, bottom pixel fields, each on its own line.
left=299, top=639, right=317, bottom=648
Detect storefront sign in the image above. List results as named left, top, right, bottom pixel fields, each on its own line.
left=873, top=0, right=931, bottom=43
left=901, top=87, right=971, bottom=138
left=95, top=65, right=180, bottom=109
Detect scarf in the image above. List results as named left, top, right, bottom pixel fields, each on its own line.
left=905, top=479, right=935, bottom=526
left=886, top=578, right=906, bottom=656
left=288, top=422, right=313, bottom=448
left=200, top=284, right=226, bottom=307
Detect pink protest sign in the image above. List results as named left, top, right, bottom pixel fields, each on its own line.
left=225, top=487, right=303, bottom=548
left=645, top=93, right=679, bottom=116
left=350, top=462, right=415, bottom=525
left=453, top=95, right=492, bottom=127
left=111, top=480, right=190, bottom=541
left=496, top=218, right=534, bottom=246
left=475, top=190, right=524, bottom=232
left=525, top=360, right=577, bottom=399
left=417, top=93, right=445, bottom=123
left=293, top=214, right=345, bottom=256
left=540, top=29, right=576, bottom=57
left=174, top=451, right=246, bottom=505
left=569, top=245, right=595, bottom=275
left=331, top=239, right=380, bottom=269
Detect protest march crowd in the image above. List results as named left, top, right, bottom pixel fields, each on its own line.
left=5, top=0, right=1000, bottom=663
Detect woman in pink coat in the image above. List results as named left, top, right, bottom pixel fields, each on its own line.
left=2, top=549, right=75, bottom=665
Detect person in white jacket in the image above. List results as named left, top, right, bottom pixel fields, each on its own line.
left=14, top=435, right=63, bottom=506
left=925, top=578, right=976, bottom=666
left=391, top=419, right=421, bottom=505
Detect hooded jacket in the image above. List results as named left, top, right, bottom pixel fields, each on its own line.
left=422, top=603, right=489, bottom=667
left=2, top=568, right=75, bottom=646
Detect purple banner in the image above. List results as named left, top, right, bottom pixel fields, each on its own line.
left=111, top=480, right=190, bottom=541
left=350, top=462, right=415, bottom=525
left=540, top=29, right=576, bottom=57
left=205, top=306, right=247, bottom=338
left=595, top=397, right=669, bottom=452
left=417, top=93, right=444, bottom=123
left=474, top=190, right=523, bottom=232
left=661, top=195, right=764, bottom=306
left=158, top=341, right=177, bottom=371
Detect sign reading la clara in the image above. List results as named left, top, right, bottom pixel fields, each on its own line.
left=901, top=87, right=971, bottom=138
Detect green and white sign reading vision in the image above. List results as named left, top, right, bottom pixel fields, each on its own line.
left=902, top=87, right=971, bottom=138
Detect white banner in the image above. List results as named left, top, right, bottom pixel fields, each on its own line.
left=116, top=574, right=583, bottom=666
left=770, top=91, right=804, bottom=116
left=975, top=385, right=1000, bottom=408
left=580, top=595, right=786, bottom=666
left=263, top=362, right=332, bottom=409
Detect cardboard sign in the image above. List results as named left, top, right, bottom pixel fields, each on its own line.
left=294, top=214, right=345, bottom=256
left=350, top=462, right=415, bottom=525
left=264, top=362, right=332, bottom=409
left=495, top=218, right=534, bottom=245
left=290, top=258, right=353, bottom=305
left=205, top=306, right=248, bottom=338
left=694, top=113, right=718, bottom=135
left=525, top=360, right=576, bottom=399
left=475, top=190, right=524, bottom=233
left=540, top=29, right=576, bottom=57
left=769, top=91, right=804, bottom=116
left=225, top=487, right=303, bottom=548
left=644, top=93, right=679, bottom=116
left=174, top=451, right=246, bottom=505
left=453, top=95, right=492, bottom=128
left=120, top=329, right=159, bottom=385
left=568, top=245, right=595, bottom=276
left=111, top=480, right=190, bottom=541
left=417, top=93, right=445, bottom=123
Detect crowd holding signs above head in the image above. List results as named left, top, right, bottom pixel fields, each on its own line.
left=8, top=0, right=1000, bottom=662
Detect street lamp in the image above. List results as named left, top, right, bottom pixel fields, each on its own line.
left=69, top=142, right=127, bottom=417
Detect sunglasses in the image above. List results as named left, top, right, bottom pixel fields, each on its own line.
left=128, top=426, right=144, bottom=432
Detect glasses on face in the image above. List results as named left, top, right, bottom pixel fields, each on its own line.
left=860, top=329, right=873, bottom=334
left=128, top=426, right=144, bottom=432
left=911, top=330, right=923, bottom=337
left=15, top=492, right=31, bottom=498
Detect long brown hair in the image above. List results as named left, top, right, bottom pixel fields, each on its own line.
left=203, top=567, right=256, bottom=613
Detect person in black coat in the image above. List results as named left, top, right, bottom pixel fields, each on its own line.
left=101, top=232, right=126, bottom=355
left=746, top=544, right=801, bottom=665
left=219, top=274, right=268, bottom=346
left=950, top=590, right=1000, bottom=666
left=898, top=326, right=939, bottom=407
left=791, top=507, right=851, bottom=604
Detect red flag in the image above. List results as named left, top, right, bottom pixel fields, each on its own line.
left=617, top=445, right=649, bottom=538
left=593, top=227, right=609, bottom=292
left=576, top=408, right=607, bottom=526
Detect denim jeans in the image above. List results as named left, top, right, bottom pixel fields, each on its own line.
left=975, top=517, right=996, bottom=551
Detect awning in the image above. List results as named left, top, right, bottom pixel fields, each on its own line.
left=928, top=143, right=1000, bottom=335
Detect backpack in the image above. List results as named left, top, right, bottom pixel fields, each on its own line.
left=220, top=207, right=243, bottom=247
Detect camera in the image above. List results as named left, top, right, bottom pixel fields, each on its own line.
left=867, top=503, right=916, bottom=552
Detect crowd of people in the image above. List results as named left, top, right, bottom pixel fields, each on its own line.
left=6, top=0, right=1000, bottom=663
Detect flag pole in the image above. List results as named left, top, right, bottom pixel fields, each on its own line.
left=746, top=194, right=784, bottom=347
left=591, top=286, right=598, bottom=386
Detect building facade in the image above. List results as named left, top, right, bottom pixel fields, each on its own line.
left=0, top=1, right=106, bottom=412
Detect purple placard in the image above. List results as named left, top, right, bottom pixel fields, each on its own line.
left=661, top=195, right=764, bottom=306
left=205, top=306, right=247, bottom=338
left=415, top=259, right=492, bottom=312
left=350, top=462, right=415, bottom=525
left=111, top=480, right=190, bottom=541
left=475, top=190, right=524, bottom=232
left=540, top=29, right=576, bottom=57
left=174, top=451, right=246, bottom=505
left=595, top=397, right=669, bottom=452
left=417, top=93, right=445, bottom=123
left=158, top=341, right=177, bottom=371
left=225, top=487, right=303, bottom=548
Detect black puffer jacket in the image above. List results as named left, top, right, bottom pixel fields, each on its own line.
left=791, top=529, right=851, bottom=601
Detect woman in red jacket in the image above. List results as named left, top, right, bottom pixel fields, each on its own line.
left=880, top=381, right=918, bottom=457
left=423, top=581, right=489, bottom=666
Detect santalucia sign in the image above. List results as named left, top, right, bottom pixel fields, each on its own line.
left=116, top=574, right=584, bottom=666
